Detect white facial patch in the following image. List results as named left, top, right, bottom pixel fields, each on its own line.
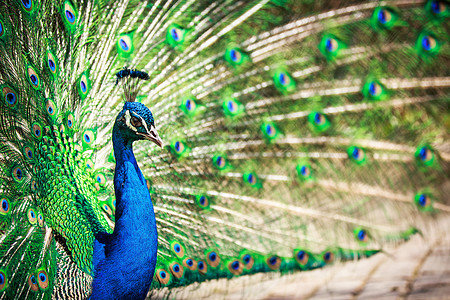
left=124, top=110, right=137, bottom=132
left=140, top=115, right=150, bottom=133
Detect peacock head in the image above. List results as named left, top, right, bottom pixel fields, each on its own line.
left=115, top=102, right=163, bottom=148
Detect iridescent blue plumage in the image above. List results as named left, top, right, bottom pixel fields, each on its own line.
left=91, top=102, right=162, bottom=299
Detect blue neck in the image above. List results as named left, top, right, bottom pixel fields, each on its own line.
left=91, top=125, right=158, bottom=299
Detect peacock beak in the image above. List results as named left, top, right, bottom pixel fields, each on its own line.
left=139, top=126, right=164, bottom=149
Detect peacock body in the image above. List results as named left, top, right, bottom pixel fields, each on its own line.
left=0, top=0, right=449, bottom=299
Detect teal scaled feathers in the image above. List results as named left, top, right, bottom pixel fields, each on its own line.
left=0, top=0, right=449, bottom=299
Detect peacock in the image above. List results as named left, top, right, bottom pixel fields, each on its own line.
left=0, top=0, right=449, bottom=299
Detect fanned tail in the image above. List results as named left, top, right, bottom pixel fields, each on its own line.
left=0, top=0, right=448, bottom=298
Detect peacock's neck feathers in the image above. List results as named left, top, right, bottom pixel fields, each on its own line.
left=90, top=112, right=158, bottom=299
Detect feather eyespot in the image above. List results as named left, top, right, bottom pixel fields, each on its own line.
left=229, top=49, right=241, bottom=62
left=118, top=35, right=132, bottom=53
left=206, top=251, right=220, bottom=268
left=183, top=258, right=197, bottom=270
left=0, top=270, right=7, bottom=292
left=185, top=99, right=192, bottom=110
left=355, top=228, right=369, bottom=242
left=119, top=39, right=129, bottom=51
left=170, top=28, right=182, bottom=41
left=78, top=73, right=90, bottom=97
left=0, top=20, right=4, bottom=38
left=325, top=38, right=338, bottom=52
left=213, top=155, right=227, bottom=169
left=323, top=251, right=334, bottom=263
left=85, top=159, right=94, bottom=169
left=95, top=173, right=106, bottom=185
left=27, top=273, right=38, bottom=291
left=64, top=2, right=77, bottom=25
left=300, top=165, right=308, bottom=175
left=82, top=130, right=95, bottom=146
left=228, top=260, right=243, bottom=275
left=24, top=146, right=34, bottom=160
left=156, top=269, right=171, bottom=285
left=314, top=113, right=324, bottom=124
left=297, top=164, right=312, bottom=179
left=319, top=35, right=344, bottom=59
left=377, top=8, right=392, bottom=24
left=295, top=250, right=309, bottom=265
left=13, top=166, right=24, bottom=182
left=37, top=269, right=49, bottom=290
left=247, top=173, right=255, bottom=184
left=348, top=146, right=366, bottom=164
left=3, top=86, right=18, bottom=108
left=185, top=98, right=196, bottom=111
left=244, top=172, right=261, bottom=188
left=278, top=72, right=291, bottom=86
left=32, top=123, right=42, bottom=139
left=223, top=99, right=244, bottom=116
left=197, top=260, right=207, bottom=275
left=415, top=193, right=433, bottom=210
left=28, top=208, right=37, bottom=224
left=415, top=146, right=434, bottom=166
left=196, top=195, right=210, bottom=209
left=430, top=0, right=446, bottom=14
left=266, top=256, right=281, bottom=270
left=352, top=148, right=361, bottom=159
left=102, top=204, right=112, bottom=215
left=0, top=197, right=10, bottom=214
left=31, top=180, right=37, bottom=192
left=27, top=66, right=40, bottom=89
left=368, top=82, right=382, bottom=97
left=171, top=242, right=185, bottom=258
left=174, top=141, right=183, bottom=153
left=67, top=113, right=74, bottom=129
left=308, top=112, right=330, bottom=131
left=28, top=273, right=39, bottom=291
left=416, top=32, right=440, bottom=57
left=418, top=194, right=429, bottom=207
left=265, top=124, right=274, bottom=136
left=169, top=262, right=184, bottom=279
left=37, top=213, right=44, bottom=227
left=262, top=122, right=279, bottom=141
left=47, top=51, right=58, bottom=74
left=225, top=48, right=247, bottom=66
left=227, top=100, right=237, bottom=112
left=167, top=25, right=186, bottom=47
left=242, top=254, right=254, bottom=269
left=80, top=76, right=87, bottom=93
left=273, top=70, right=295, bottom=93
left=48, top=58, right=55, bottom=72
left=21, top=0, right=33, bottom=11
left=216, top=156, right=224, bottom=166
left=422, top=35, right=437, bottom=51
left=46, top=100, right=57, bottom=116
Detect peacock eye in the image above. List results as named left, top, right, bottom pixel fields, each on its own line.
left=131, top=116, right=142, bottom=127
